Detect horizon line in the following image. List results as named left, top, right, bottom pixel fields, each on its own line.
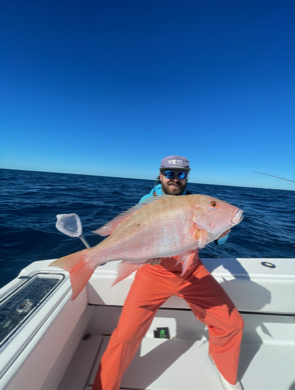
left=1, top=167, right=294, bottom=192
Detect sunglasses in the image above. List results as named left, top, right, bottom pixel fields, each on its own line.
left=162, top=170, right=188, bottom=180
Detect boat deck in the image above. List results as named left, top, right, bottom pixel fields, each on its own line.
left=58, top=306, right=295, bottom=390
left=1, top=258, right=294, bottom=390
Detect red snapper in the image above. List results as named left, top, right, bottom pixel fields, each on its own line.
left=50, top=195, right=243, bottom=300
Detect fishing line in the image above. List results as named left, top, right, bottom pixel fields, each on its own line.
left=253, top=171, right=295, bottom=183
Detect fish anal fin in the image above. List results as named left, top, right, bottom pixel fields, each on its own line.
left=50, top=249, right=96, bottom=300
left=111, top=262, right=143, bottom=287
left=93, top=195, right=171, bottom=236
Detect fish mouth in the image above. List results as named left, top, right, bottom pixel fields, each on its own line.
left=231, top=209, right=244, bottom=226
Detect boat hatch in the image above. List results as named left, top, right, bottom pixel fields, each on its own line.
left=0, top=273, right=64, bottom=350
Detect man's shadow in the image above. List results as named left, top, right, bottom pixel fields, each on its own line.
left=118, top=258, right=271, bottom=388
left=204, top=258, right=271, bottom=380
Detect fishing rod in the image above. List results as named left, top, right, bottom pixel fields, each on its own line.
left=253, top=171, right=295, bottom=183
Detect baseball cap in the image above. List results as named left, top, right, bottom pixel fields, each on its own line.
left=160, top=155, right=190, bottom=171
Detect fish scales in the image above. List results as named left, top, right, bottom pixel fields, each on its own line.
left=50, top=194, right=243, bottom=300
left=93, top=196, right=194, bottom=262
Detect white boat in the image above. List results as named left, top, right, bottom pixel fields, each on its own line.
left=0, top=256, right=294, bottom=390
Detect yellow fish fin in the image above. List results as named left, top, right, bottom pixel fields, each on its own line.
left=194, top=228, right=209, bottom=248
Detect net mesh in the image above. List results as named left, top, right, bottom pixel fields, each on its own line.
left=56, top=213, right=82, bottom=237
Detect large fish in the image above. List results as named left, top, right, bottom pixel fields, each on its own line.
left=50, top=195, right=243, bottom=300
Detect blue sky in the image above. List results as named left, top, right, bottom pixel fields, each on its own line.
left=1, top=0, right=294, bottom=190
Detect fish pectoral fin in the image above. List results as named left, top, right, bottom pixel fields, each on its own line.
left=194, top=228, right=209, bottom=249
left=111, top=262, right=143, bottom=287
left=178, top=251, right=196, bottom=276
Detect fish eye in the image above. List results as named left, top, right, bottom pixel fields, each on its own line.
left=210, top=201, right=217, bottom=207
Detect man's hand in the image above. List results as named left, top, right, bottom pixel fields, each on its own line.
left=146, top=258, right=162, bottom=266
left=217, top=228, right=231, bottom=240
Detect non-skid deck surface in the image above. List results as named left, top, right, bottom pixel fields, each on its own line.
left=59, top=335, right=295, bottom=390
left=89, top=337, right=222, bottom=389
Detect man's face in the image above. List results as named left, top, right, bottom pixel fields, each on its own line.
left=160, top=170, right=188, bottom=195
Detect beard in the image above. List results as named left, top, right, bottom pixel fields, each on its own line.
left=161, top=180, right=187, bottom=195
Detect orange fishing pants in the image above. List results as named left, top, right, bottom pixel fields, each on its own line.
left=93, top=258, right=244, bottom=390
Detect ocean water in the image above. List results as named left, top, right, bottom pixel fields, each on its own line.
left=0, top=169, right=294, bottom=289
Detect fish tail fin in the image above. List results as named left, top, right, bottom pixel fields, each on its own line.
left=50, top=249, right=96, bottom=300
left=111, top=261, right=143, bottom=287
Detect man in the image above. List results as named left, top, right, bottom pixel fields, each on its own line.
left=93, top=155, right=244, bottom=390
left=139, top=155, right=229, bottom=245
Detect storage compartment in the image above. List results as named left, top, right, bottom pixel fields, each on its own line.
left=0, top=273, right=64, bottom=349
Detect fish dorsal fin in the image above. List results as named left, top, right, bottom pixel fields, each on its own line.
left=93, top=195, right=171, bottom=236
